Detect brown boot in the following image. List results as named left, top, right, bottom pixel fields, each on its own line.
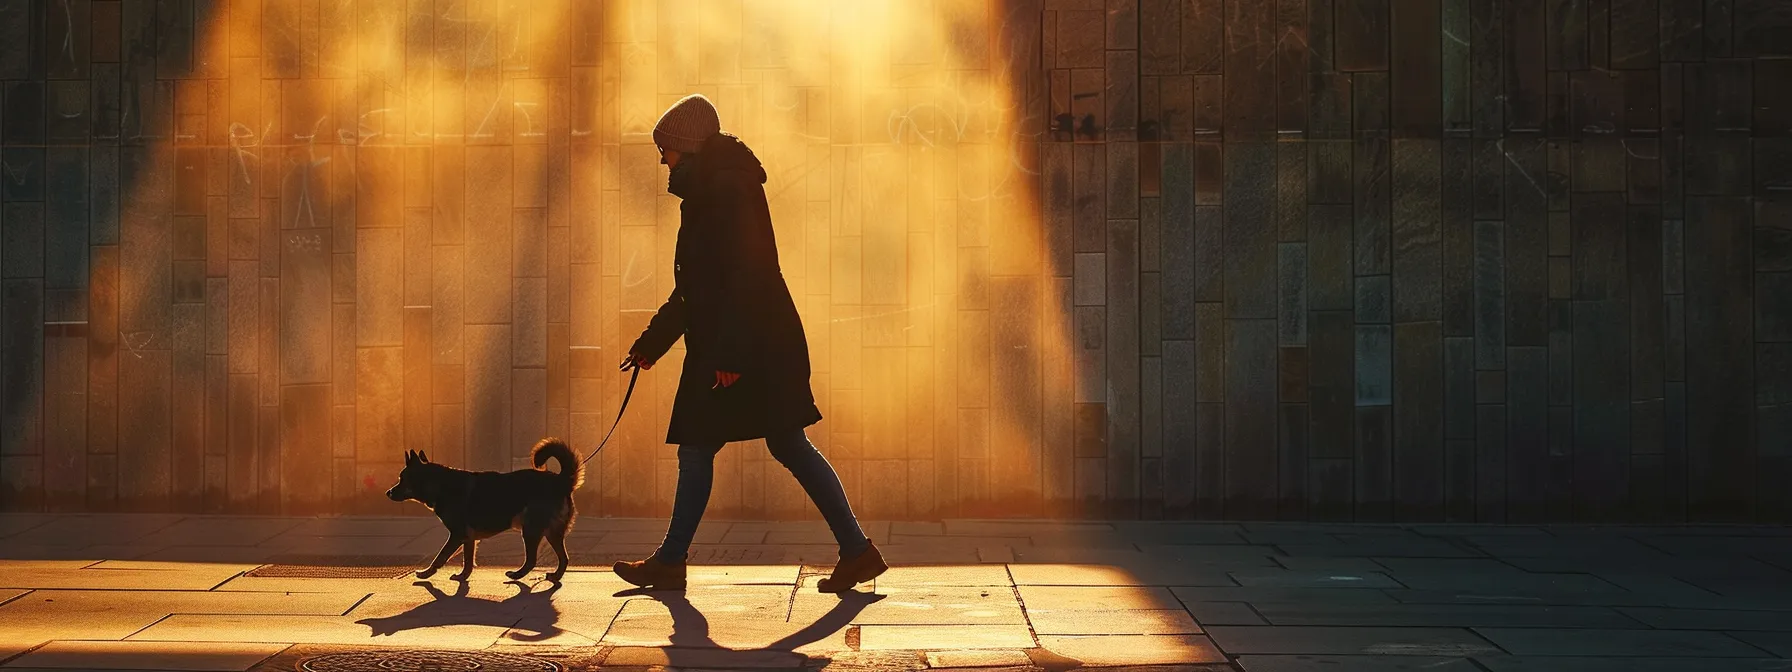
left=816, top=540, right=887, bottom=593
left=613, top=556, right=687, bottom=590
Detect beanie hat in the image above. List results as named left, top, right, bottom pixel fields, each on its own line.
left=652, top=94, right=721, bottom=154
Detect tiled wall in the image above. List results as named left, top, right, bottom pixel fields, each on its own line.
left=0, top=0, right=1787, bottom=522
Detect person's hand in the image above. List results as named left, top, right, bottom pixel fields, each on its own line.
left=713, top=370, right=740, bottom=388
left=620, top=351, right=654, bottom=371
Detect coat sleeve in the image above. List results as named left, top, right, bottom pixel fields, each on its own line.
left=629, top=287, right=686, bottom=363
left=707, top=175, right=775, bottom=373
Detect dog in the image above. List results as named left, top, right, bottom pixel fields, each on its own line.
left=384, top=438, right=583, bottom=583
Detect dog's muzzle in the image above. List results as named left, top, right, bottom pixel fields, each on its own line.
left=386, top=486, right=406, bottom=502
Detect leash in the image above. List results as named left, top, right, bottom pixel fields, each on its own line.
left=579, top=364, right=641, bottom=466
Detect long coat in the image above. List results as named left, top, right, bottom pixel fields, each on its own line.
left=629, top=133, right=822, bottom=446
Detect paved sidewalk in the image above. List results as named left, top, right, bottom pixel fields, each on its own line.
left=5, top=515, right=1792, bottom=671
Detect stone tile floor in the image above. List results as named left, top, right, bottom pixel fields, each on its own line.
left=4, top=515, right=1792, bottom=670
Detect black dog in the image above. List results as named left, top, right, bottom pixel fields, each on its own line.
left=385, top=438, right=582, bottom=583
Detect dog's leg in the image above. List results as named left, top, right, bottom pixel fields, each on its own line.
left=545, top=522, right=570, bottom=583
left=508, top=523, right=546, bottom=580
left=450, top=540, right=476, bottom=582
left=417, top=534, right=463, bottom=580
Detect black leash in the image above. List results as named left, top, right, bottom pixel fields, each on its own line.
left=579, top=364, right=641, bottom=467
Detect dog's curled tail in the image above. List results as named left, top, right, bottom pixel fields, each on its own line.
left=531, top=437, right=584, bottom=490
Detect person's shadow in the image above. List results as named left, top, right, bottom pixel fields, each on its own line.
left=614, top=584, right=885, bottom=666
left=354, top=579, right=566, bottom=642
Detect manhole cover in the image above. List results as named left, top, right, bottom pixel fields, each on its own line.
left=247, top=554, right=425, bottom=579
left=300, top=649, right=561, bottom=672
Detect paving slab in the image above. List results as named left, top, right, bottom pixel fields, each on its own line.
left=876, top=565, right=1014, bottom=587
left=1407, top=525, right=1550, bottom=537
left=1024, top=609, right=1201, bottom=635
left=1506, top=554, right=1791, bottom=579
left=977, top=547, right=1017, bottom=563
left=1170, top=586, right=1398, bottom=605
left=1593, top=573, right=1733, bottom=603
left=1256, top=602, right=1640, bottom=629
left=923, top=650, right=1032, bottom=668
left=616, top=585, right=793, bottom=621
left=1645, top=536, right=1792, bottom=557
left=1472, top=656, right=1792, bottom=672
left=346, top=585, right=566, bottom=628
left=601, top=645, right=810, bottom=668
left=0, top=564, right=252, bottom=591
left=1008, top=563, right=1233, bottom=587
left=1275, top=539, right=1483, bottom=558
left=791, top=585, right=1025, bottom=625
left=2, top=515, right=185, bottom=547
left=266, top=534, right=425, bottom=555
left=1035, top=634, right=1227, bottom=665
left=151, top=518, right=308, bottom=547
left=0, top=589, right=29, bottom=606
left=722, top=529, right=769, bottom=544
left=1109, top=522, right=1249, bottom=545
left=1473, top=627, right=1767, bottom=657
left=498, top=614, right=603, bottom=647
left=600, top=611, right=852, bottom=652
left=1228, top=569, right=1402, bottom=589
left=684, top=564, right=801, bottom=585
left=127, top=614, right=510, bottom=649
left=1016, top=585, right=1184, bottom=611
left=129, top=547, right=288, bottom=564
left=597, top=523, right=733, bottom=546
left=944, top=521, right=1116, bottom=537
left=1203, top=626, right=1502, bottom=656
left=892, top=521, right=947, bottom=536
left=0, top=561, right=97, bottom=570
left=1269, top=557, right=1387, bottom=572
left=0, top=609, right=177, bottom=652
left=1370, top=558, right=1526, bottom=574
left=3, top=589, right=365, bottom=616
left=1464, top=536, right=1669, bottom=559
left=1236, top=654, right=1482, bottom=671
left=1135, top=545, right=1288, bottom=567
left=1687, top=578, right=1792, bottom=599
left=1385, top=571, right=1626, bottom=594
left=212, top=575, right=415, bottom=594
left=1619, top=607, right=1792, bottom=631
left=1184, top=601, right=1268, bottom=625
left=857, top=625, right=1035, bottom=650
left=1723, top=631, right=1792, bottom=657
left=0, top=546, right=132, bottom=561
left=0, top=515, right=53, bottom=538
left=286, top=517, right=439, bottom=537
left=0, top=641, right=289, bottom=671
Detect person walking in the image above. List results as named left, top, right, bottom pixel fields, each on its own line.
left=613, top=93, right=886, bottom=593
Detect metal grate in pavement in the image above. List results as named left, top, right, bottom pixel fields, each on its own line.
left=299, top=649, right=560, bottom=672
left=246, top=554, right=425, bottom=579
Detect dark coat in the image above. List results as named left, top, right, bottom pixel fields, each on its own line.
left=629, top=133, right=822, bottom=446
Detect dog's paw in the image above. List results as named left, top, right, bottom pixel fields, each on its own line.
left=449, top=572, right=470, bottom=582
left=545, top=571, right=565, bottom=583
left=505, top=569, right=528, bottom=580
left=415, top=569, right=437, bottom=580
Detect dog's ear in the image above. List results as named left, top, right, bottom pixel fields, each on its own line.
left=419, top=450, right=429, bottom=464
left=404, top=450, right=416, bottom=466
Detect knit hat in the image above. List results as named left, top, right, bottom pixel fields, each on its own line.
left=652, top=94, right=721, bottom=154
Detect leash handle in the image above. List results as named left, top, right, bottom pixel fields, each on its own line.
left=579, top=364, right=640, bottom=467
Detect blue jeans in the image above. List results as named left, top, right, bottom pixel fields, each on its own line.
left=653, top=429, right=870, bottom=564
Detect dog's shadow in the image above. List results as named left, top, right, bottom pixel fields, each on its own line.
left=613, top=585, right=885, bottom=665
left=355, top=579, right=566, bottom=642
